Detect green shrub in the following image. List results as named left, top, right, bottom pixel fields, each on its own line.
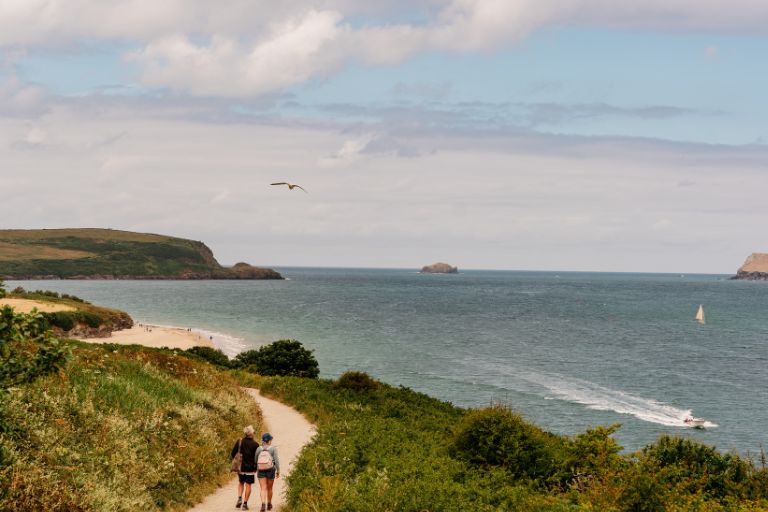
left=640, top=436, right=754, bottom=499
left=0, top=306, right=70, bottom=389
left=60, top=293, right=87, bottom=303
left=452, top=404, right=566, bottom=482
left=334, top=371, right=380, bottom=392
left=233, top=348, right=260, bottom=369
left=185, top=346, right=231, bottom=368
left=79, top=311, right=103, bottom=328
left=235, top=340, right=319, bottom=378
left=563, top=424, right=625, bottom=484
left=617, top=465, right=669, bottom=512
left=43, top=311, right=76, bottom=331
left=40, top=311, right=103, bottom=331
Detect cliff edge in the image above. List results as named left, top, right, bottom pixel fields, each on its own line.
left=732, top=253, right=768, bottom=281
left=0, top=228, right=283, bottom=280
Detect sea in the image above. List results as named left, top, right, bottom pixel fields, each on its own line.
left=8, top=269, right=768, bottom=455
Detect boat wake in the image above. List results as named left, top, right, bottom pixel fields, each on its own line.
left=530, top=373, right=718, bottom=428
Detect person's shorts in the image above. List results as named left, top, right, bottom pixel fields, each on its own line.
left=257, top=468, right=276, bottom=480
left=238, top=473, right=255, bottom=484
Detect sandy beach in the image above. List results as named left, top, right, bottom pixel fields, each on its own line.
left=0, top=297, right=75, bottom=314
left=80, top=324, right=214, bottom=350
left=0, top=298, right=212, bottom=350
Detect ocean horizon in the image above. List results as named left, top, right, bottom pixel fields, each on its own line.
left=8, top=268, right=767, bottom=455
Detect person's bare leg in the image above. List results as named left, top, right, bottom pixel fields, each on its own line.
left=258, top=477, right=269, bottom=507
left=266, top=478, right=275, bottom=506
left=238, top=481, right=244, bottom=498
left=244, top=482, right=252, bottom=503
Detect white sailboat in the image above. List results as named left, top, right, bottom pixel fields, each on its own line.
left=695, top=304, right=705, bottom=324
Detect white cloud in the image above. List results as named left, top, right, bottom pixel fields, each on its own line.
left=0, top=76, right=48, bottom=117
left=132, top=10, right=347, bottom=96
left=3, top=1, right=768, bottom=96
left=19, top=126, right=48, bottom=147
left=1, top=103, right=767, bottom=272
left=318, top=133, right=375, bottom=167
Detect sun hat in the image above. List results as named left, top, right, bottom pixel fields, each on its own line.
left=262, top=432, right=273, bottom=442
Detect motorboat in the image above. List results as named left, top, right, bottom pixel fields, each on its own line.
left=684, top=416, right=706, bottom=429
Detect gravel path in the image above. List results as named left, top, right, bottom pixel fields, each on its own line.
left=188, top=388, right=316, bottom=512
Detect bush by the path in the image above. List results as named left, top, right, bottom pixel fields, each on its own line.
left=185, top=345, right=232, bottom=368
left=452, top=404, right=568, bottom=483
left=0, top=306, right=70, bottom=389
left=334, top=371, right=380, bottom=392
left=234, top=339, right=319, bottom=378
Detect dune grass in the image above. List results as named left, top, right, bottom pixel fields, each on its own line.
left=0, top=342, right=262, bottom=511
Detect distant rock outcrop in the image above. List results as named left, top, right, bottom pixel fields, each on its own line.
left=420, top=262, right=458, bottom=274
left=732, top=253, right=768, bottom=280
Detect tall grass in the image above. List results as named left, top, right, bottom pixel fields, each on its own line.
left=0, top=343, right=262, bottom=511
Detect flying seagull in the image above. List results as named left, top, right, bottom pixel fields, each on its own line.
left=271, top=182, right=307, bottom=193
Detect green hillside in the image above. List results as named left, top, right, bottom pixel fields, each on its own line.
left=0, top=228, right=282, bottom=280
left=0, top=343, right=262, bottom=511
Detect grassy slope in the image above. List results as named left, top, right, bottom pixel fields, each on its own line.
left=5, top=290, right=134, bottom=333
left=0, top=228, right=280, bottom=279
left=245, top=375, right=768, bottom=512
left=247, top=375, right=569, bottom=512
left=0, top=342, right=262, bottom=511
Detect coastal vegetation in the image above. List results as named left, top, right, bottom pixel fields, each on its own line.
left=0, top=228, right=282, bottom=280
left=0, top=339, right=261, bottom=510
left=185, top=339, right=320, bottom=378
left=234, top=339, right=320, bottom=378
left=3, top=285, right=133, bottom=336
left=246, top=374, right=768, bottom=511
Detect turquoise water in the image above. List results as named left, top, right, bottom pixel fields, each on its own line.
left=9, top=269, right=768, bottom=454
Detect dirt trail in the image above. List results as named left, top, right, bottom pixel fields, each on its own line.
left=188, top=388, right=316, bottom=512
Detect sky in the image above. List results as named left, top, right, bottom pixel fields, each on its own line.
left=1, top=1, right=767, bottom=273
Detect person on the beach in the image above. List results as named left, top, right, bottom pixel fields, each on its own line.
left=231, top=425, right=260, bottom=510
left=255, top=432, right=280, bottom=512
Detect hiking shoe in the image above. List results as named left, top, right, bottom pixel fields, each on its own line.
left=260, top=504, right=266, bottom=512
left=242, top=503, right=248, bottom=510
left=236, top=496, right=243, bottom=508
left=267, top=504, right=273, bottom=510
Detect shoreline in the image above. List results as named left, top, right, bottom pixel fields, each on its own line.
left=78, top=323, right=215, bottom=350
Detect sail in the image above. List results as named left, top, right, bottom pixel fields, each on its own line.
left=695, top=304, right=705, bottom=324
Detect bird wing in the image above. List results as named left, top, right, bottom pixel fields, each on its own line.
left=270, top=182, right=288, bottom=186
left=294, top=185, right=308, bottom=193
